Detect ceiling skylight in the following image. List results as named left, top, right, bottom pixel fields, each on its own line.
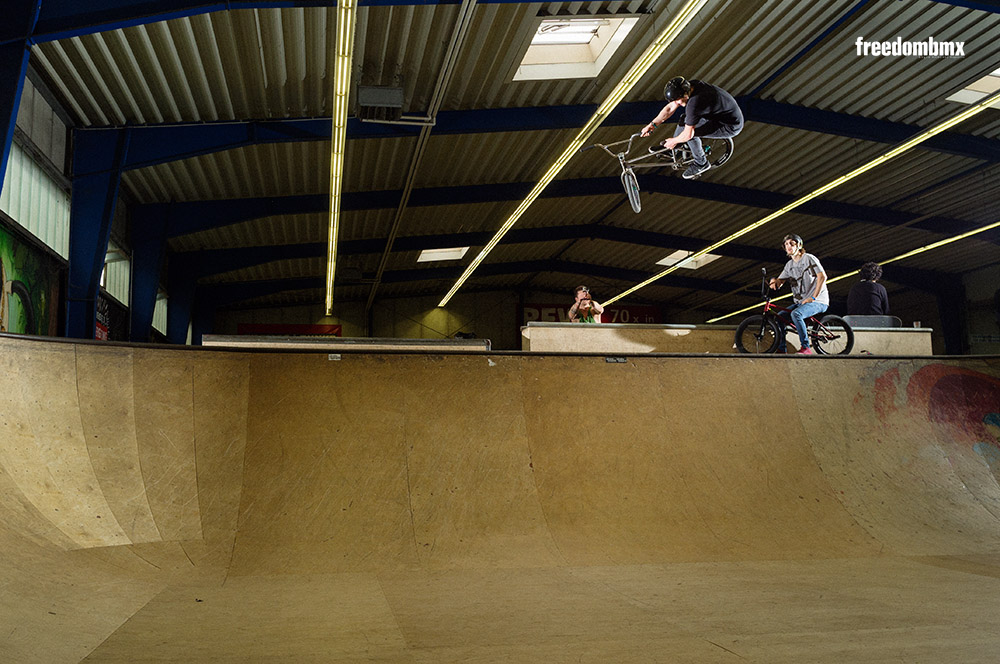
left=532, top=19, right=609, bottom=45
left=513, top=16, right=639, bottom=81
left=945, top=68, right=1000, bottom=107
left=417, top=247, right=469, bottom=262
left=656, top=250, right=722, bottom=270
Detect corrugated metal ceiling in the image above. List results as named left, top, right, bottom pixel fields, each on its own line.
left=25, top=0, right=1000, bottom=322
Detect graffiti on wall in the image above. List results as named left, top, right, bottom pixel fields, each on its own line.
left=0, top=223, right=62, bottom=336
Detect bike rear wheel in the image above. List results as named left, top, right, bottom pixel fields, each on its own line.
left=735, top=315, right=782, bottom=354
left=621, top=168, right=641, bottom=213
left=811, top=315, right=854, bottom=355
left=703, top=137, right=734, bottom=168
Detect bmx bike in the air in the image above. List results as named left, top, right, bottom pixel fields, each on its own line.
left=581, top=132, right=734, bottom=213
left=734, top=269, right=854, bottom=355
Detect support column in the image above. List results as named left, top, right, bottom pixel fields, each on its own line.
left=66, top=129, right=129, bottom=338
left=129, top=205, right=170, bottom=341
left=936, top=275, right=968, bottom=355
left=190, top=290, right=217, bottom=346
left=166, top=259, right=196, bottom=345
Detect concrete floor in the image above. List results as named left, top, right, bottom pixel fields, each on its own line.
left=1, top=337, right=999, bottom=662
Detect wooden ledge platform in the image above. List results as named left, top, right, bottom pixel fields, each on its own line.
left=521, top=321, right=933, bottom=355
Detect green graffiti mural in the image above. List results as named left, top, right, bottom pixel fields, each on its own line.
left=0, top=224, right=61, bottom=336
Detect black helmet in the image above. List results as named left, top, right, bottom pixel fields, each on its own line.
left=663, top=76, right=692, bottom=101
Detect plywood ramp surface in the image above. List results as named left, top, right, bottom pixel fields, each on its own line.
left=1, top=337, right=998, bottom=662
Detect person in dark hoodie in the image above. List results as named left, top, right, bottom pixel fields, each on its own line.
left=847, top=262, right=890, bottom=316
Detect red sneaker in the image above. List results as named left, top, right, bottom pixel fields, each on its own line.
left=795, top=347, right=814, bottom=355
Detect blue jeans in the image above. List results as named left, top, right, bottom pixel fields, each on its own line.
left=673, top=119, right=743, bottom=166
left=775, top=301, right=828, bottom=351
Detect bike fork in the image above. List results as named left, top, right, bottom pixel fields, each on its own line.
left=758, top=316, right=771, bottom=339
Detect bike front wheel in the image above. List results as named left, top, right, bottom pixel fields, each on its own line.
left=735, top=315, right=782, bottom=354
left=621, top=167, right=641, bottom=213
left=811, top=315, right=854, bottom=355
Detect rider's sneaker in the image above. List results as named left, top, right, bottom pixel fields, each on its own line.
left=795, top=346, right=814, bottom=355
left=682, top=161, right=710, bottom=179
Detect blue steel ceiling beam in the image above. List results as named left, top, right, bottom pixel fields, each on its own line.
left=14, top=0, right=533, bottom=45
left=157, top=194, right=330, bottom=236
left=171, top=230, right=695, bottom=280
left=11, top=0, right=1000, bottom=45
left=71, top=99, right=1000, bottom=175
left=382, top=260, right=739, bottom=293
left=172, top=223, right=941, bottom=291
left=0, top=1, right=42, bottom=45
left=741, top=98, right=1000, bottom=163
left=193, top=253, right=951, bottom=313
left=76, top=120, right=330, bottom=174
left=199, top=259, right=743, bottom=306
left=173, top=242, right=326, bottom=278
left=74, top=105, right=617, bottom=173
left=171, top=228, right=784, bottom=275
left=151, top=174, right=991, bottom=240
left=927, top=0, right=1000, bottom=12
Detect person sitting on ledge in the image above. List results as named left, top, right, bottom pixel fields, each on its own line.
left=847, top=262, right=890, bottom=316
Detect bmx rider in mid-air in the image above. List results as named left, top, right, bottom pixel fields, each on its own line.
left=640, top=76, right=744, bottom=179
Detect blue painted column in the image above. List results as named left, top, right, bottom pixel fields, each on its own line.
left=166, top=258, right=196, bottom=344
left=66, top=129, right=130, bottom=338
left=190, top=289, right=218, bottom=346
left=129, top=204, right=171, bottom=341
left=0, top=2, right=40, bottom=192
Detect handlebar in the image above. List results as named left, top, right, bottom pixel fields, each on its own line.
left=579, top=132, right=645, bottom=155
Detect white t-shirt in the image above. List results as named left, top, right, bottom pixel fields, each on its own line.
left=779, top=253, right=829, bottom=304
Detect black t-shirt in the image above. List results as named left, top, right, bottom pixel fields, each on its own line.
left=684, top=80, right=744, bottom=127
left=847, top=281, right=890, bottom=315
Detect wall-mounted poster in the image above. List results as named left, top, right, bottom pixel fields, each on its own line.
left=96, top=291, right=128, bottom=341
left=0, top=221, right=63, bottom=336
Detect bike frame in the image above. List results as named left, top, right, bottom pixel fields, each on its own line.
left=585, top=133, right=693, bottom=173
left=755, top=277, right=842, bottom=348
left=582, top=132, right=734, bottom=214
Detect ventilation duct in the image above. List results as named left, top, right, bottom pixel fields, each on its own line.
left=356, top=86, right=404, bottom=122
